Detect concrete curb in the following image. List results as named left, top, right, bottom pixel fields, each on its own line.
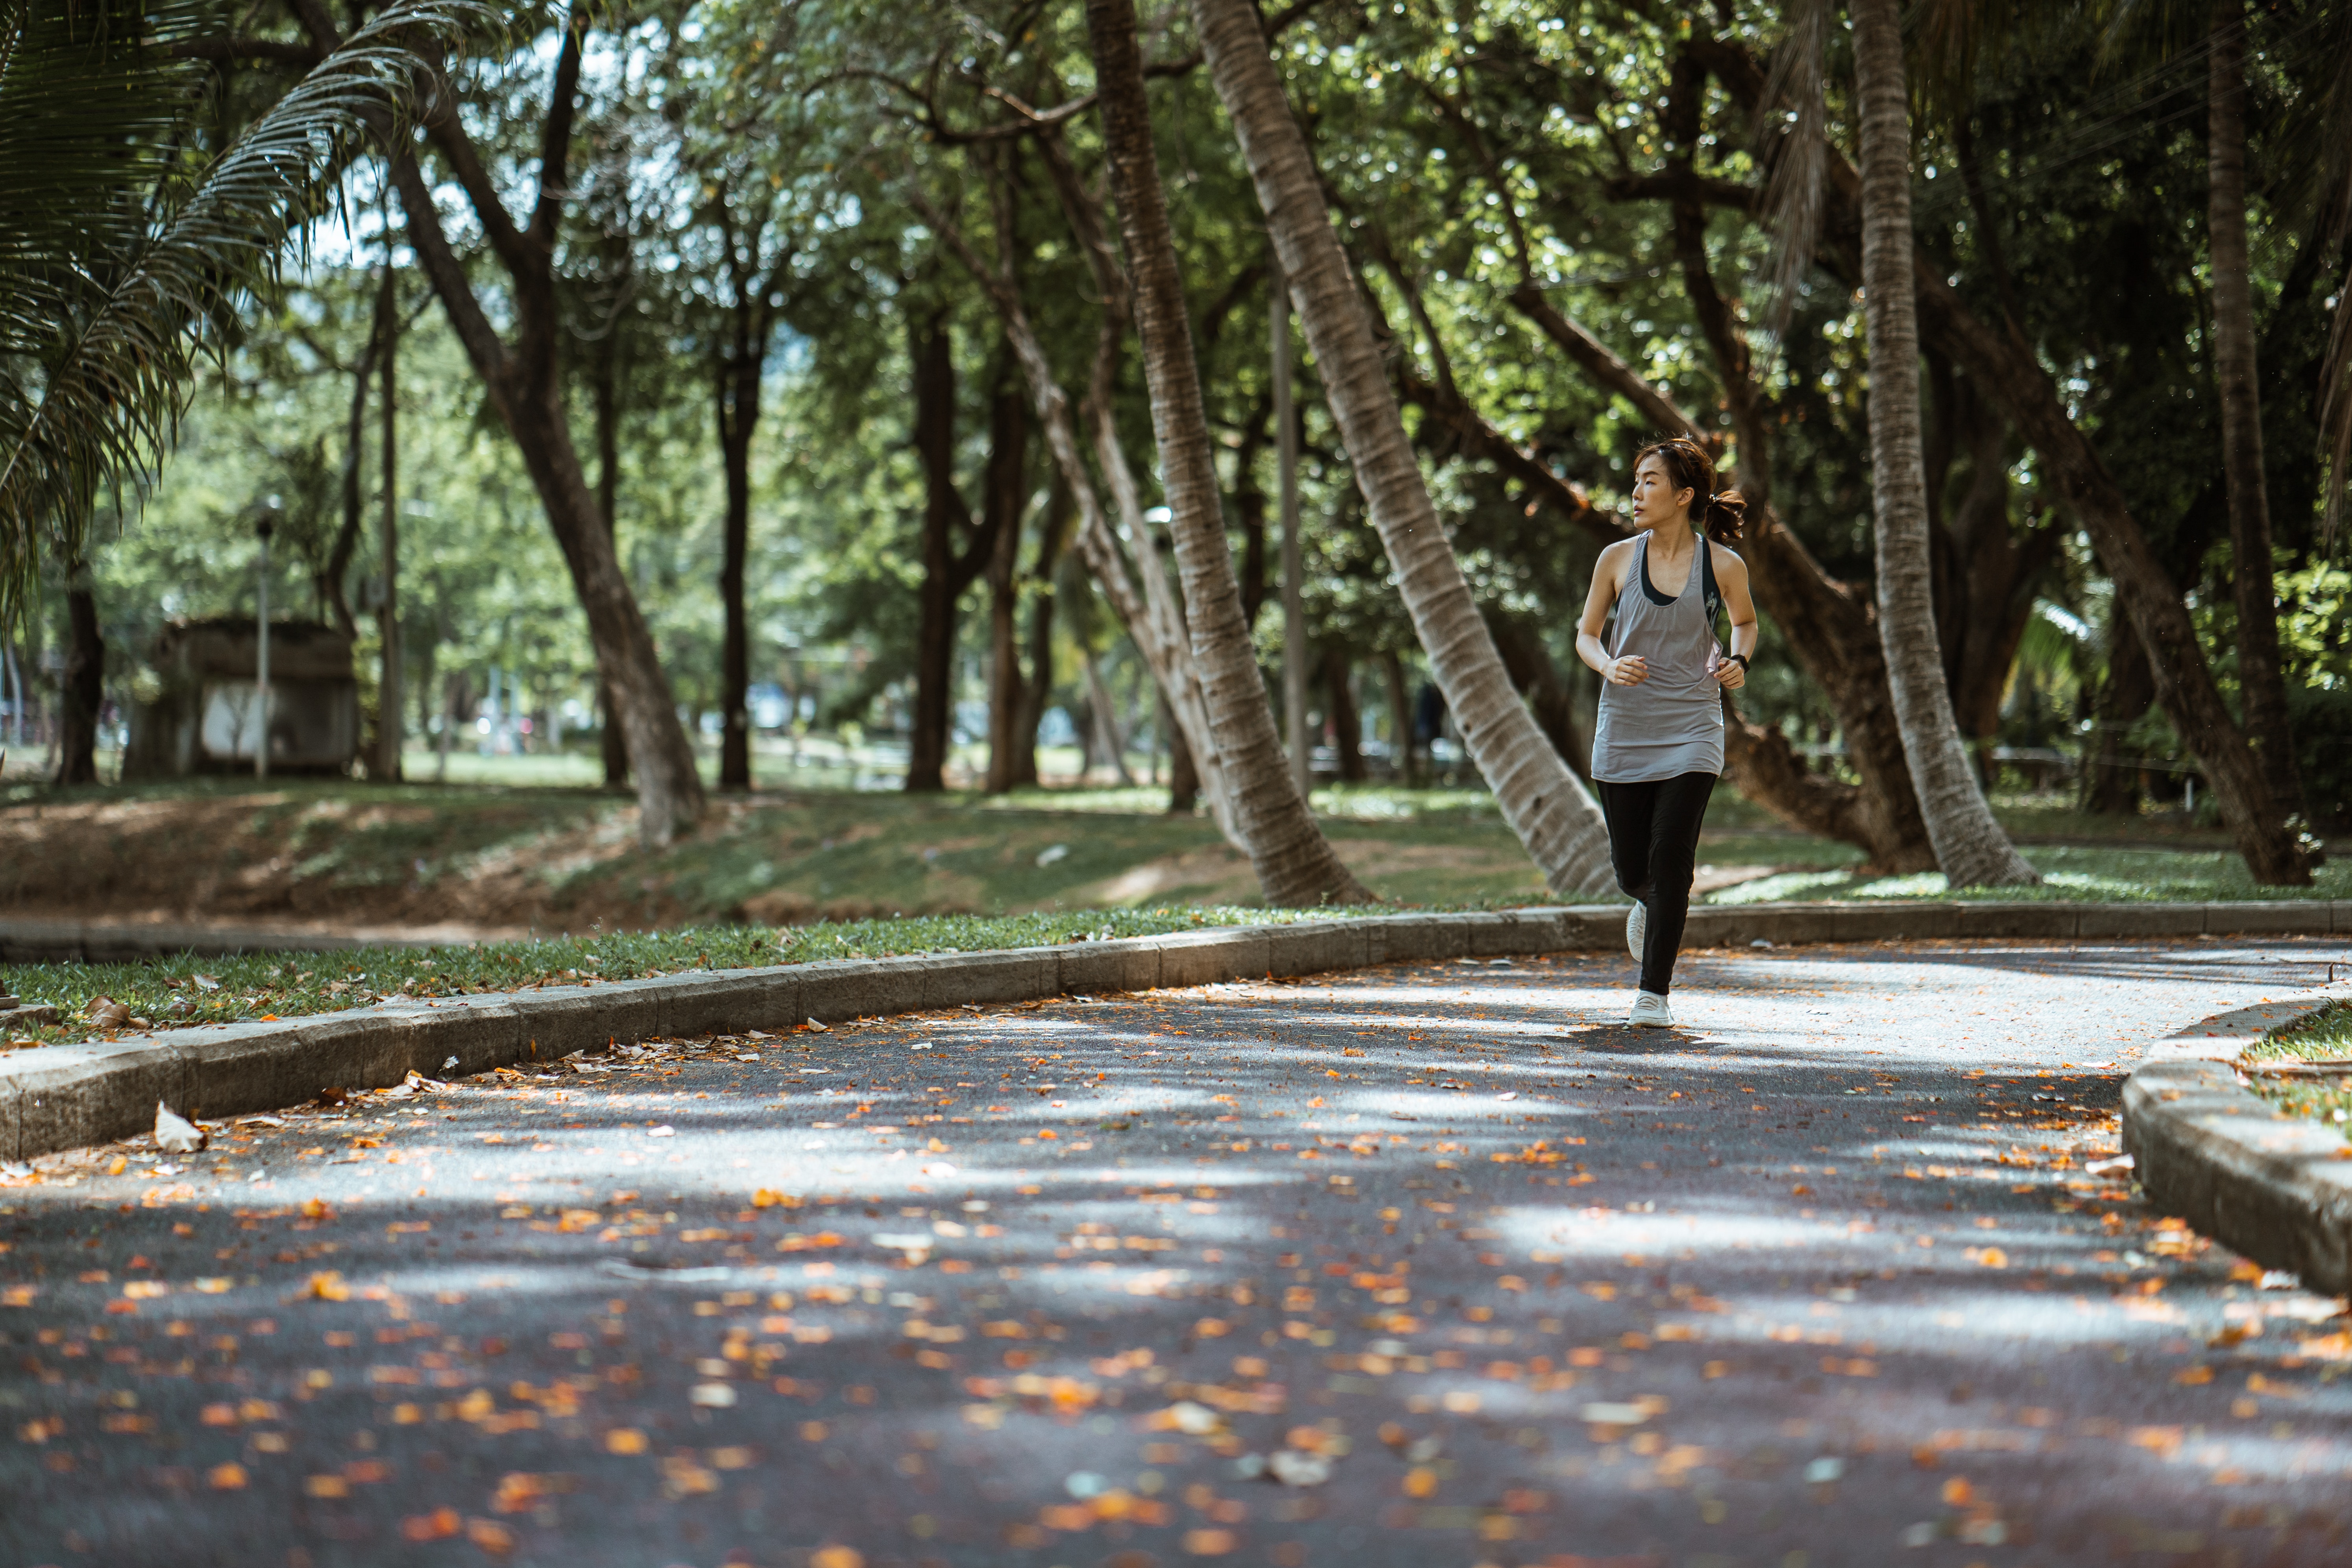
left=2123, top=988, right=2352, bottom=1297
left=4, top=898, right=2345, bottom=1165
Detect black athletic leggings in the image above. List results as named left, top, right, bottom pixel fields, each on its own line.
left=1596, top=771, right=1718, bottom=995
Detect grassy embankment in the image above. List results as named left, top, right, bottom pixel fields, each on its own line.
left=2245, top=1002, right=2352, bottom=1146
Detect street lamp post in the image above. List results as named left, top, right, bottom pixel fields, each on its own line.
left=254, top=514, right=274, bottom=781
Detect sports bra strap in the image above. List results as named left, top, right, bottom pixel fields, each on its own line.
left=1700, top=537, right=1723, bottom=631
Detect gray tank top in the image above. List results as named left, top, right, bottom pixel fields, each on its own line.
left=1589, top=531, right=1725, bottom=783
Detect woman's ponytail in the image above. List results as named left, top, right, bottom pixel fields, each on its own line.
left=1703, top=489, right=1747, bottom=544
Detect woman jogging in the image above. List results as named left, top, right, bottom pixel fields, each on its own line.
left=1575, top=438, right=1759, bottom=1028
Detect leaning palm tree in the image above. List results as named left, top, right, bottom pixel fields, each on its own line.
left=1083, top=0, right=1370, bottom=907
left=1191, top=0, right=1617, bottom=899
left=1760, top=0, right=2039, bottom=887
left=1849, top=0, right=2038, bottom=887
left=0, top=0, right=477, bottom=624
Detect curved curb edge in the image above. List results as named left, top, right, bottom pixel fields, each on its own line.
left=2123, top=986, right=2352, bottom=1297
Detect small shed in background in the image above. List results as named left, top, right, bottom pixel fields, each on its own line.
left=124, top=618, right=359, bottom=778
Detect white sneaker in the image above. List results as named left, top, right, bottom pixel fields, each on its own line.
left=1625, top=902, right=1647, bottom=963
left=1628, top=991, right=1674, bottom=1028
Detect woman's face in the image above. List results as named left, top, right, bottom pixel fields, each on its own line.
left=1630, top=454, right=1695, bottom=533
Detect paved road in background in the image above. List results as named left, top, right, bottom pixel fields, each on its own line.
left=6, top=937, right=2350, bottom=1568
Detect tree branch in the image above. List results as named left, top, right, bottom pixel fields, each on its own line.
left=524, top=5, right=587, bottom=254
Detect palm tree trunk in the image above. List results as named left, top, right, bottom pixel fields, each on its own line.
left=1850, top=0, right=2038, bottom=888
left=1085, top=0, right=1371, bottom=906
left=2208, top=0, right=2303, bottom=822
left=1192, top=0, right=1615, bottom=897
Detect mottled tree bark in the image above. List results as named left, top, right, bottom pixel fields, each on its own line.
left=1087, top=0, right=1371, bottom=904
left=2208, top=0, right=2303, bottom=821
left=1851, top=0, right=2037, bottom=886
left=1195, top=0, right=1615, bottom=896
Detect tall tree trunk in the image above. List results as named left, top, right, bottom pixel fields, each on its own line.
left=1850, top=0, right=2038, bottom=888
left=1085, top=0, right=1370, bottom=905
left=2085, top=605, right=2155, bottom=814
left=1082, top=647, right=1134, bottom=785
left=592, top=328, right=628, bottom=788
left=296, top=2, right=702, bottom=842
left=1013, top=480, right=1072, bottom=789
left=908, top=321, right=1013, bottom=794
left=375, top=257, right=402, bottom=782
left=984, top=412, right=1030, bottom=795
left=1166, top=690, right=1201, bottom=812
left=1193, top=0, right=1614, bottom=897
left=323, top=271, right=387, bottom=642
left=1381, top=650, right=1415, bottom=783
left=2208, top=0, right=2303, bottom=822
left=1321, top=646, right=1366, bottom=782
left=1923, top=358, right=2056, bottom=759
left=716, top=325, right=758, bottom=791
left=1909, top=251, right=2307, bottom=881
left=906, top=316, right=962, bottom=794
left=54, top=552, right=102, bottom=786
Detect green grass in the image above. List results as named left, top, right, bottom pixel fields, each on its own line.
left=0, top=906, right=1328, bottom=1049
left=2243, top=1002, right=2352, bottom=1147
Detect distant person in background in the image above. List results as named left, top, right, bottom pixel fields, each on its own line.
left=1575, top=438, right=1759, bottom=1029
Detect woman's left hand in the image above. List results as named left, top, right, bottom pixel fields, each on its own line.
left=1712, top=656, right=1746, bottom=691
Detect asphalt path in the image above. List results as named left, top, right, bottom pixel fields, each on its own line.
left=5, top=936, right=2351, bottom=1568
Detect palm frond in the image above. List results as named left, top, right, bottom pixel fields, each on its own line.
left=0, top=0, right=209, bottom=362
left=0, top=0, right=486, bottom=622
left=1753, top=0, right=1829, bottom=351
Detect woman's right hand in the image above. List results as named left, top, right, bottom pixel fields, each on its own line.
left=1607, top=654, right=1649, bottom=687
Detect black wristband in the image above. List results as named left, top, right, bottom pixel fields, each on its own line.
left=1723, top=652, right=1750, bottom=669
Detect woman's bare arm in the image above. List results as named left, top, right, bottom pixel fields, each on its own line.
left=1576, top=539, right=1646, bottom=686
left=1710, top=544, right=1759, bottom=690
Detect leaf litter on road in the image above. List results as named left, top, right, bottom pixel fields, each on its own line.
left=2, top=941, right=2348, bottom=1562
